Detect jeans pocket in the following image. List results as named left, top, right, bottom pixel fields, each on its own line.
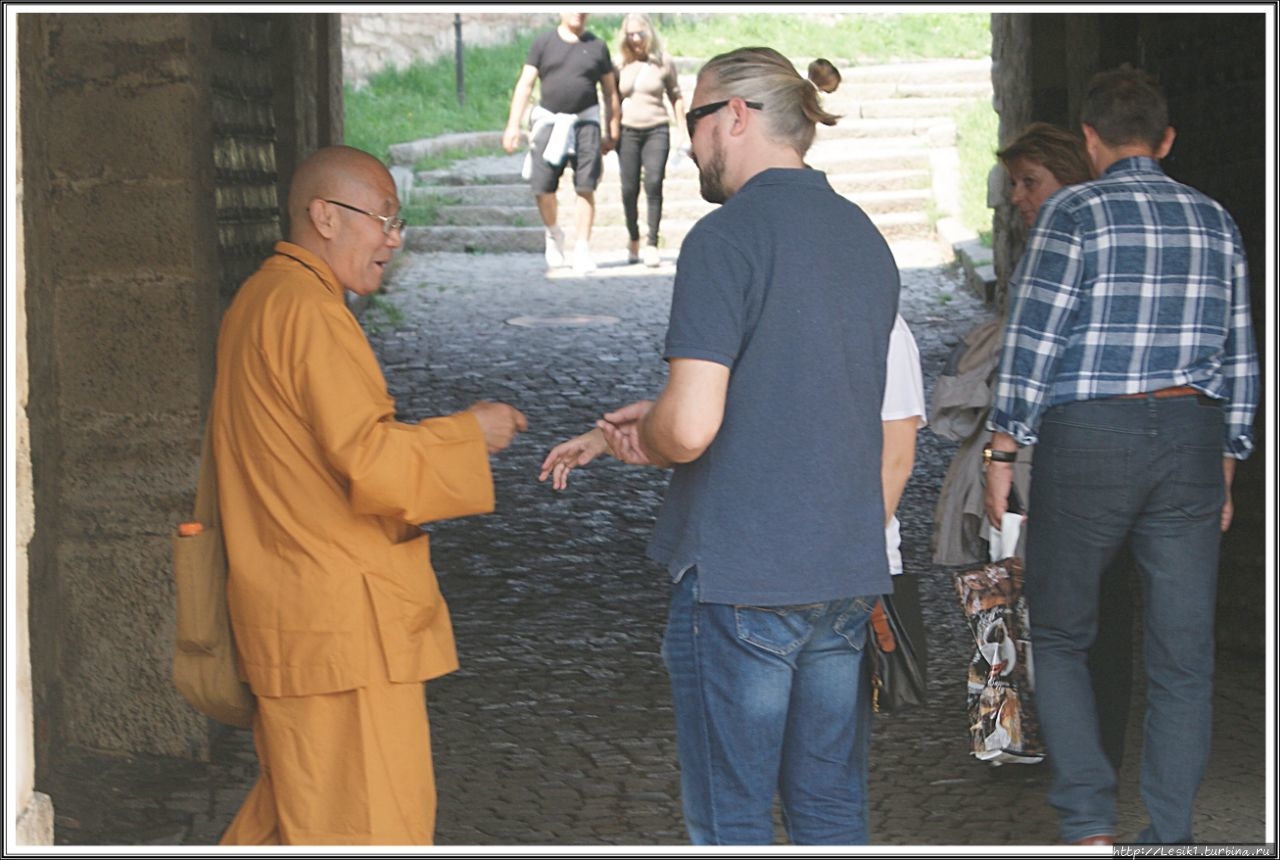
left=1038, top=445, right=1130, bottom=525
left=1170, top=443, right=1225, bottom=519
left=832, top=598, right=874, bottom=651
left=734, top=604, right=820, bottom=656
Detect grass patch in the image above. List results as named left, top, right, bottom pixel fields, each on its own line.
left=954, top=98, right=1000, bottom=238
left=364, top=294, right=405, bottom=330
left=344, top=34, right=538, bottom=161
left=399, top=200, right=441, bottom=229
left=399, top=190, right=464, bottom=228
left=658, top=11, right=990, bottom=63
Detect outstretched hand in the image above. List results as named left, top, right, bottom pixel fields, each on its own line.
left=539, top=429, right=610, bottom=490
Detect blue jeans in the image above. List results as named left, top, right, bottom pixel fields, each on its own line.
left=662, top=570, right=875, bottom=845
left=1024, top=394, right=1224, bottom=843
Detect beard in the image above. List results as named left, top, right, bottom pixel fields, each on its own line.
left=696, top=130, right=729, bottom=204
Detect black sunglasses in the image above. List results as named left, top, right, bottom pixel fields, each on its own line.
left=685, top=99, right=763, bottom=139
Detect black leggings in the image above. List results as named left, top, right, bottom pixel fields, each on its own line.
left=618, top=124, right=670, bottom=245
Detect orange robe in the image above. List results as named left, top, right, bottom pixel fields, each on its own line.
left=211, top=241, right=492, bottom=844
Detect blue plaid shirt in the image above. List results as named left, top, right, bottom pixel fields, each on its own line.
left=990, top=156, right=1259, bottom=459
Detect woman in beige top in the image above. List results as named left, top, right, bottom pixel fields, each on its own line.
left=614, top=13, right=685, bottom=267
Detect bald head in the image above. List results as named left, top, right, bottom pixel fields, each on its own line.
left=286, top=146, right=404, bottom=297
left=288, top=146, right=397, bottom=243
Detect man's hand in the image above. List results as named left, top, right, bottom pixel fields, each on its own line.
left=1221, top=456, right=1237, bottom=532
left=467, top=401, right=528, bottom=453
left=539, top=428, right=610, bottom=490
left=982, top=433, right=1021, bottom=529
left=983, top=461, right=1015, bottom=529
left=502, top=126, right=523, bottom=155
left=597, top=400, right=656, bottom=466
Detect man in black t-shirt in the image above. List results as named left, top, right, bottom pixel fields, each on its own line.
left=502, top=11, right=620, bottom=274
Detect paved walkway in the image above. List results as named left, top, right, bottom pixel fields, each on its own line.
left=43, top=240, right=1270, bottom=849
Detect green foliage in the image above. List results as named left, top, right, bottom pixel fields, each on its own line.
left=364, top=293, right=405, bottom=329
left=344, top=33, right=538, bottom=161
left=954, top=98, right=1000, bottom=238
left=658, top=11, right=990, bottom=63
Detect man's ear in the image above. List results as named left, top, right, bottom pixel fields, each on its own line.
left=1081, top=123, right=1100, bottom=153
left=728, top=96, right=753, bottom=138
left=1155, top=126, right=1176, bottom=160
left=1081, top=124, right=1106, bottom=173
left=309, top=198, right=338, bottom=239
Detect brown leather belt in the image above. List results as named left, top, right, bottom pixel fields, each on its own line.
left=1114, top=385, right=1202, bottom=400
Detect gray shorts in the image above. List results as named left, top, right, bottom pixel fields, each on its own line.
left=529, top=121, right=603, bottom=194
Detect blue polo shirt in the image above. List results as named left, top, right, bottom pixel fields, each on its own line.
left=647, top=168, right=900, bottom=605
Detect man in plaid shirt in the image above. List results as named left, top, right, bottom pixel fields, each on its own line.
left=983, top=66, right=1259, bottom=846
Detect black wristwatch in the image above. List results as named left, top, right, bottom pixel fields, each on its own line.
left=982, top=446, right=1018, bottom=465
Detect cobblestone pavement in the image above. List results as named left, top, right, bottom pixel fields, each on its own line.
left=43, top=243, right=1269, bottom=850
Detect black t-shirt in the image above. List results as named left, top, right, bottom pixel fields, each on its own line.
left=527, top=28, right=613, bottom=114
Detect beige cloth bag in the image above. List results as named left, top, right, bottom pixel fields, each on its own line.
left=172, top=419, right=256, bottom=728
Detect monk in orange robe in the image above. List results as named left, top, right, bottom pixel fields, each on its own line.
left=211, top=146, right=526, bottom=845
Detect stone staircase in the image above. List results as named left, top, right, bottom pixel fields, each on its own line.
left=388, top=57, right=992, bottom=266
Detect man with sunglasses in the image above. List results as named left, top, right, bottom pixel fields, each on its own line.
left=593, top=48, right=900, bottom=845
left=212, top=145, right=526, bottom=845
left=503, top=11, right=620, bottom=274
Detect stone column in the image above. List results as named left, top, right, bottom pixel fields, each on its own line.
left=13, top=19, right=55, bottom=842
left=21, top=12, right=225, bottom=765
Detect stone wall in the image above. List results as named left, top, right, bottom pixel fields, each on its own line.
left=19, top=12, right=342, bottom=780
left=21, top=12, right=230, bottom=766
left=342, top=11, right=553, bottom=87
left=13, top=29, right=54, bottom=844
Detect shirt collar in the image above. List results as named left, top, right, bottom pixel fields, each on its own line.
left=738, top=166, right=830, bottom=195
left=1103, top=155, right=1164, bottom=177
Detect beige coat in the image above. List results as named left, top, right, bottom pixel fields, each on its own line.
left=931, top=316, right=1032, bottom=566
left=212, top=242, right=493, bottom=697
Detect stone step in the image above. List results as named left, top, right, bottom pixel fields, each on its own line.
left=806, top=140, right=936, bottom=171
left=415, top=159, right=934, bottom=214
left=824, top=167, right=931, bottom=193
left=851, top=96, right=980, bottom=120
left=587, top=185, right=931, bottom=226
left=826, top=80, right=993, bottom=102
left=416, top=167, right=526, bottom=187
left=388, top=130, right=507, bottom=168
left=839, top=58, right=992, bottom=86
left=406, top=201, right=936, bottom=255
left=434, top=204, right=541, bottom=227
left=818, top=117, right=958, bottom=146
left=410, top=183, right=532, bottom=207
left=403, top=225, right=545, bottom=254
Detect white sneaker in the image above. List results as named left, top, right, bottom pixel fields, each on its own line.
left=545, top=227, right=566, bottom=269
left=641, top=245, right=661, bottom=268
left=572, top=242, right=596, bottom=274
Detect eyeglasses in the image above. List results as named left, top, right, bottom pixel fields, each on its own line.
left=323, top=199, right=407, bottom=236
left=626, top=30, right=647, bottom=39
left=685, top=99, right=763, bottom=139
